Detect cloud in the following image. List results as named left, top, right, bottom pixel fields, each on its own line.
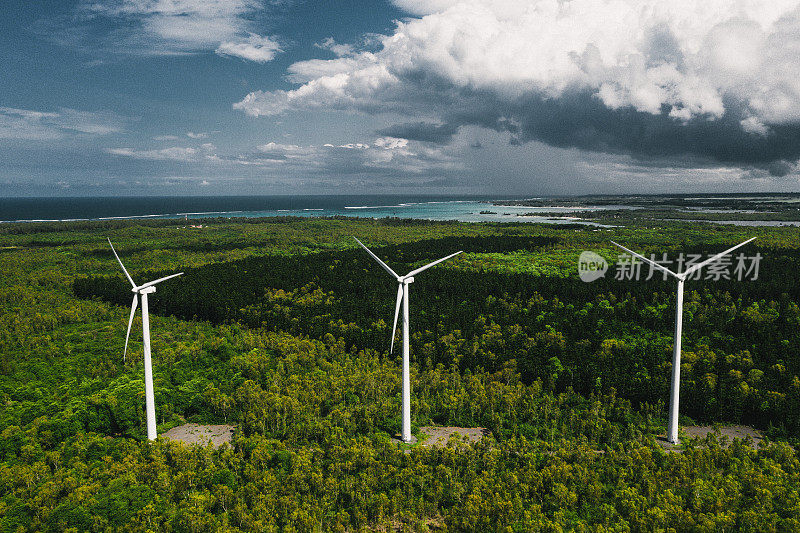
left=377, top=122, right=459, bottom=143
left=373, top=136, right=409, bottom=150
left=234, top=0, right=800, bottom=169
left=46, top=0, right=283, bottom=61
left=390, top=0, right=461, bottom=17
left=249, top=137, right=456, bottom=176
left=106, top=136, right=459, bottom=179
left=314, top=137, right=458, bottom=176
left=767, top=160, right=797, bottom=177
left=0, top=107, right=125, bottom=140
left=216, top=33, right=281, bottom=62
left=106, top=144, right=215, bottom=161
left=155, top=132, right=216, bottom=140
left=315, top=37, right=355, bottom=58
left=576, top=159, right=756, bottom=190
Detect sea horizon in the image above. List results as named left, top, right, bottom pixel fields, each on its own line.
left=4, top=192, right=800, bottom=225
left=0, top=194, right=530, bottom=224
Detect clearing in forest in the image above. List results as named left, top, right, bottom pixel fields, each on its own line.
left=418, top=426, right=488, bottom=447
left=658, top=425, right=765, bottom=451
left=163, top=423, right=235, bottom=448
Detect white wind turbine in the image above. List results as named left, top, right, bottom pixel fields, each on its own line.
left=108, top=238, right=183, bottom=441
left=611, top=237, right=755, bottom=444
left=354, top=237, right=462, bottom=443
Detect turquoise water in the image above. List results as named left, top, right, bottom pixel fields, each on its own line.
left=5, top=196, right=793, bottom=226
left=0, top=196, right=612, bottom=226
left=273, top=201, right=610, bottom=225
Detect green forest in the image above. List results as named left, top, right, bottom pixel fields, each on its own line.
left=3, top=216, right=800, bottom=531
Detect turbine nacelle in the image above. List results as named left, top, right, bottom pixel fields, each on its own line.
left=134, top=285, right=157, bottom=294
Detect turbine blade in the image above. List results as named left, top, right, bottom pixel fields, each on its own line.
left=681, top=237, right=756, bottom=277
left=353, top=237, right=399, bottom=279
left=108, top=238, right=136, bottom=288
left=390, top=283, right=403, bottom=354
left=136, top=272, right=184, bottom=290
left=124, top=294, right=138, bottom=363
left=406, top=251, right=463, bottom=278
left=610, top=241, right=678, bottom=279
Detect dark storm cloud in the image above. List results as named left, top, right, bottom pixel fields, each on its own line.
left=767, top=160, right=797, bottom=177
left=513, top=93, right=800, bottom=167
left=414, top=90, right=800, bottom=169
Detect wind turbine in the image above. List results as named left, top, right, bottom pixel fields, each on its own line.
left=108, top=238, right=183, bottom=441
left=354, top=237, right=462, bottom=443
left=611, top=237, right=755, bottom=444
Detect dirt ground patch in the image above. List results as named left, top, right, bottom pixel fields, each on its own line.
left=419, top=426, right=488, bottom=447
left=684, top=425, right=764, bottom=446
left=163, top=423, right=235, bottom=448
left=658, top=425, right=764, bottom=451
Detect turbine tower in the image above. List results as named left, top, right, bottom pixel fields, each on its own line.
left=611, top=237, right=755, bottom=444
left=108, top=238, right=183, bottom=441
left=354, top=237, right=462, bottom=443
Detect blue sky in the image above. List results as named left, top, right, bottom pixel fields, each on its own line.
left=2, top=0, right=800, bottom=196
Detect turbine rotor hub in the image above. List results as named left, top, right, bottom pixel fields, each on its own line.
left=136, top=286, right=157, bottom=294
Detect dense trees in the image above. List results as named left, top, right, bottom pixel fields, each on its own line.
left=74, top=233, right=800, bottom=438
left=3, top=217, right=800, bottom=530
left=4, top=325, right=800, bottom=531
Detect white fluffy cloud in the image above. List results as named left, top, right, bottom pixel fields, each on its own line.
left=61, top=0, right=282, bottom=61
left=238, top=0, right=800, bottom=121
left=234, top=0, right=800, bottom=167
left=216, top=33, right=281, bottom=62
left=0, top=107, right=125, bottom=140
left=374, top=136, right=409, bottom=150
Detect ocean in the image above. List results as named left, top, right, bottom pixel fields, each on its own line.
left=0, top=195, right=608, bottom=225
